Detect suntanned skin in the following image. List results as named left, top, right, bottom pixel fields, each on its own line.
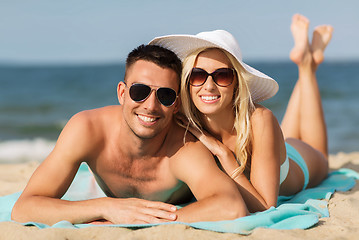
left=182, top=14, right=332, bottom=213
left=11, top=60, right=247, bottom=225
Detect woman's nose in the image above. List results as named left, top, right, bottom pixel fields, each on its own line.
left=203, top=76, right=216, bottom=90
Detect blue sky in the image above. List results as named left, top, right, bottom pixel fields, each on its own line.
left=1, top=0, right=358, bottom=64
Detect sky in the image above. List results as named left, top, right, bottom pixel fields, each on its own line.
left=1, top=0, right=358, bottom=64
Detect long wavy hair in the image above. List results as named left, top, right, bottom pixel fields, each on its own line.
left=180, top=48, right=255, bottom=173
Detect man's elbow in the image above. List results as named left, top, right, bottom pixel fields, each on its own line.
left=221, top=194, right=249, bottom=220
left=225, top=205, right=248, bottom=220
left=11, top=202, right=24, bottom=222
left=11, top=198, right=31, bottom=223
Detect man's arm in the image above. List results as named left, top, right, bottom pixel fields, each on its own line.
left=11, top=111, right=176, bottom=225
left=11, top=111, right=103, bottom=224
left=170, top=141, right=248, bottom=222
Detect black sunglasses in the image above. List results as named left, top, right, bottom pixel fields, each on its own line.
left=126, top=83, right=178, bottom=107
left=189, top=68, right=236, bottom=87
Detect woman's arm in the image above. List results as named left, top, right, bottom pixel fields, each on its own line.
left=182, top=107, right=286, bottom=213
left=243, top=107, right=286, bottom=211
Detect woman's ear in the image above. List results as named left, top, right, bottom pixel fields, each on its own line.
left=117, top=82, right=126, bottom=105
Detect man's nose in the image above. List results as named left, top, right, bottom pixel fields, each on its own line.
left=142, top=89, right=160, bottom=109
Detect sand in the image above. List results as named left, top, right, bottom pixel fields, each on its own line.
left=0, top=152, right=358, bottom=240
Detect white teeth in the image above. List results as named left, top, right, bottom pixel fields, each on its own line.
left=138, top=115, right=156, bottom=122
left=201, top=95, right=219, bottom=101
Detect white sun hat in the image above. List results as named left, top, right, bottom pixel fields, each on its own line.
left=149, top=30, right=278, bottom=102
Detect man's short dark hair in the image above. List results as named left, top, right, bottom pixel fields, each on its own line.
left=125, top=44, right=182, bottom=85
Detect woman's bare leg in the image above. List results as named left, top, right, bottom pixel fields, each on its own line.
left=281, top=14, right=333, bottom=158
left=279, top=15, right=334, bottom=193
left=281, top=14, right=310, bottom=141
left=301, top=25, right=333, bottom=157
left=312, top=25, right=334, bottom=65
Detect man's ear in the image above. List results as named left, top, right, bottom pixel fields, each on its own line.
left=117, top=81, right=126, bottom=105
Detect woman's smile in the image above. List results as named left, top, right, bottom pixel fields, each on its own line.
left=200, top=94, right=221, bottom=103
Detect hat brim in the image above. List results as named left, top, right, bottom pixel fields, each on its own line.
left=149, top=33, right=279, bottom=102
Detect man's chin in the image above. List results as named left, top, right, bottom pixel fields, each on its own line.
left=132, top=129, right=161, bottom=140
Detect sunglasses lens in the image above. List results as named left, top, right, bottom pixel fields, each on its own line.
left=189, top=68, right=208, bottom=86
left=157, top=88, right=177, bottom=107
left=129, top=84, right=151, bottom=102
left=129, top=84, right=176, bottom=107
left=212, top=68, right=234, bottom=86
left=189, top=68, right=235, bottom=87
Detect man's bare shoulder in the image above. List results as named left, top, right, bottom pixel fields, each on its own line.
left=57, top=105, right=122, bottom=156
left=74, top=105, right=122, bottom=120
left=69, top=105, right=121, bottom=130
left=167, top=125, right=219, bottom=186
left=166, top=121, right=198, bottom=149
left=167, top=123, right=213, bottom=164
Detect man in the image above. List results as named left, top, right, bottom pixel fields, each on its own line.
left=11, top=45, right=247, bottom=225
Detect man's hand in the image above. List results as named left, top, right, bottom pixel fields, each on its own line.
left=101, top=198, right=178, bottom=224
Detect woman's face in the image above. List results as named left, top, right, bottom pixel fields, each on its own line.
left=190, top=49, right=236, bottom=117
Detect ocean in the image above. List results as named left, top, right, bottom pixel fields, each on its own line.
left=0, top=61, right=358, bottom=163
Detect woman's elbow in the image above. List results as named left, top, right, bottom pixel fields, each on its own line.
left=261, top=200, right=277, bottom=211
left=246, top=198, right=277, bottom=213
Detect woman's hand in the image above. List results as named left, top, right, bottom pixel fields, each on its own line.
left=176, top=114, right=224, bottom=156
left=176, top=114, right=239, bottom=174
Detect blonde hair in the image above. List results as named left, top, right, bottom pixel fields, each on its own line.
left=180, top=48, right=255, bottom=173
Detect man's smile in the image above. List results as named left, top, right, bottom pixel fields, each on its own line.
left=137, top=113, right=159, bottom=124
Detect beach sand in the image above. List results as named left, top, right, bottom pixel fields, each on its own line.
left=1, top=152, right=358, bottom=240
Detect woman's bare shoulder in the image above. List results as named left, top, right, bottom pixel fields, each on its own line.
left=250, top=104, right=276, bottom=124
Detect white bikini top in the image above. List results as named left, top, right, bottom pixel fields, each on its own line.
left=279, top=155, right=290, bottom=184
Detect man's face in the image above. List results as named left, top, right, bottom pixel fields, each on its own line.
left=118, top=60, right=180, bottom=139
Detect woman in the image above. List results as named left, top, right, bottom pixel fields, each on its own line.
left=150, top=14, right=333, bottom=213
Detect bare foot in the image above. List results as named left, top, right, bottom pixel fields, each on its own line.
left=289, top=14, right=311, bottom=65
left=311, top=25, right=334, bottom=65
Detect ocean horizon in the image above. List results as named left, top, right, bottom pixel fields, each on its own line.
left=1, top=61, right=358, bottom=163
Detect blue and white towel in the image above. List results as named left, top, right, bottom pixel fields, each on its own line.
left=0, top=165, right=358, bottom=235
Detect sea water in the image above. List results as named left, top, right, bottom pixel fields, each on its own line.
left=0, top=61, right=358, bottom=163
